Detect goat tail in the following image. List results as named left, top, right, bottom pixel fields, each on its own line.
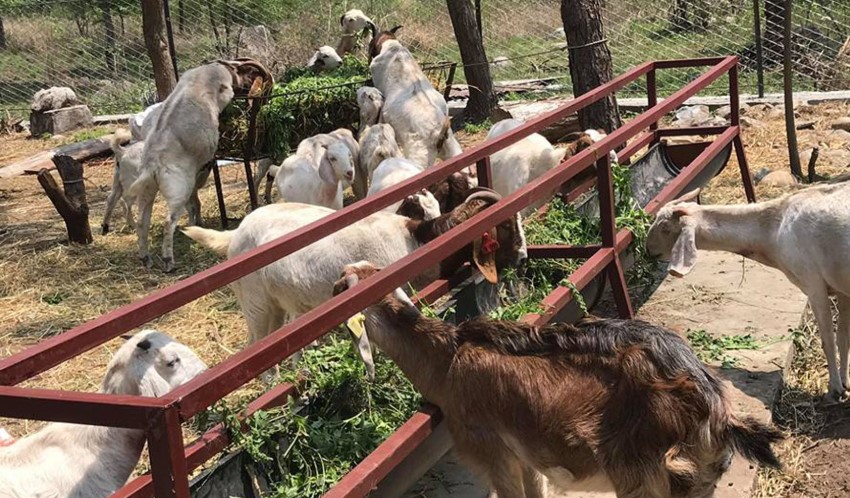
left=182, top=226, right=234, bottom=256
left=727, top=416, right=782, bottom=469
left=111, top=128, right=132, bottom=163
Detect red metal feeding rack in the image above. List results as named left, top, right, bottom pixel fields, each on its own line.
left=0, top=56, right=754, bottom=498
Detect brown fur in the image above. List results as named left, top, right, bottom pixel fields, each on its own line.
left=405, top=190, right=523, bottom=279
left=368, top=25, right=403, bottom=60
left=428, top=171, right=477, bottom=214
left=333, top=263, right=781, bottom=498
left=558, top=133, right=598, bottom=197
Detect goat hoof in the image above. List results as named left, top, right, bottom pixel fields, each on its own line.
left=162, top=257, right=175, bottom=273
left=101, top=225, right=110, bottom=235
left=140, top=255, right=153, bottom=268
left=821, top=390, right=848, bottom=407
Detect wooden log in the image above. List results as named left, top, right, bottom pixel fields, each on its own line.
left=37, top=155, right=93, bottom=244
left=5, top=134, right=116, bottom=177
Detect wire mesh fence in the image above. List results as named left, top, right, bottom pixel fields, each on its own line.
left=1, top=0, right=849, bottom=116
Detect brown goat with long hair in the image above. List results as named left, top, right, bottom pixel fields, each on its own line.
left=333, top=262, right=781, bottom=498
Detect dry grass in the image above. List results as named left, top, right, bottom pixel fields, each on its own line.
left=0, top=102, right=848, bottom=486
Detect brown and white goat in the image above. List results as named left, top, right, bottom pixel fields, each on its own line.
left=333, top=262, right=782, bottom=498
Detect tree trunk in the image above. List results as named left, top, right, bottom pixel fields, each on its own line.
left=764, top=0, right=785, bottom=61
left=100, top=0, right=116, bottom=72
left=446, top=0, right=495, bottom=122
left=0, top=16, right=6, bottom=49
left=37, top=156, right=93, bottom=244
left=178, top=0, right=185, bottom=32
left=142, top=0, right=176, bottom=100
left=561, top=0, right=622, bottom=133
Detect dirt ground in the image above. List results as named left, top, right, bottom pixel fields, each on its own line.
left=1, top=101, right=850, bottom=494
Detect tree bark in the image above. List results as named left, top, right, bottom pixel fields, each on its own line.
left=764, top=0, right=785, bottom=61
left=561, top=0, right=621, bottom=133
left=142, top=0, right=176, bottom=100
left=100, top=0, right=116, bottom=72
left=782, top=0, right=801, bottom=179
left=0, top=16, right=7, bottom=49
left=178, top=0, right=185, bottom=32
left=446, top=0, right=495, bottom=122
left=38, top=156, right=93, bottom=244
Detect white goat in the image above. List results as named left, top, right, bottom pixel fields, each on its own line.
left=183, top=189, right=527, bottom=372
left=486, top=119, right=568, bottom=213
left=127, top=60, right=268, bottom=271
left=102, top=129, right=141, bottom=234
left=357, top=124, right=401, bottom=193
left=129, top=102, right=163, bottom=142
left=257, top=129, right=360, bottom=205
left=357, top=86, right=384, bottom=133
left=337, top=9, right=373, bottom=56
left=274, top=141, right=354, bottom=210
left=307, top=46, right=343, bottom=71
left=646, top=185, right=850, bottom=403
left=367, top=157, right=439, bottom=218
left=368, top=26, right=463, bottom=168
left=0, top=330, right=207, bottom=498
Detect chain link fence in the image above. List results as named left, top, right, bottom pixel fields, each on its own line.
left=1, top=0, right=849, bottom=116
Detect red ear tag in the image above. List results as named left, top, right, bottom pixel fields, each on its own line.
left=481, top=231, right=500, bottom=255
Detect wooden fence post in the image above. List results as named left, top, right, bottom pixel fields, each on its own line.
left=37, top=155, right=93, bottom=244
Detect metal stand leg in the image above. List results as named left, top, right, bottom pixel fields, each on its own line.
left=211, top=162, right=228, bottom=229
left=607, top=255, right=634, bottom=318
left=243, top=158, right=258, bottom=210
left=147, top=408, right=190, bottom=498
left=733, top=134, right=757, bottom=203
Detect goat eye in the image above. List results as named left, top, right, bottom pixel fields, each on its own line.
left=167, top=358, right=181, bottom=367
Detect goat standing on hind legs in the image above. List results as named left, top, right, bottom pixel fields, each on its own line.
left=333, top=261, right=781, bottom=498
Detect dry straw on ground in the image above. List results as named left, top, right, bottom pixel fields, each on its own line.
left=0, top=102, right=848, bottom=489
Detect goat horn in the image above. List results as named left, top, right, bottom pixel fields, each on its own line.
left=366, top=20, right=377, bottom=38
left=464, top=187, right=502, bottom=204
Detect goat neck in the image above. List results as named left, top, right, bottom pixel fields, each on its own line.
left=363, top=288, right=456, bottom=407
left=692, top=202, right=781, bottom=267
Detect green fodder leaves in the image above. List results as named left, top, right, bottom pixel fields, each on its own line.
left=687, top=329, right=764, bottom=368
left=489, top=164, right=657, bottom=320
left=220, top=335, right=421, bottom=497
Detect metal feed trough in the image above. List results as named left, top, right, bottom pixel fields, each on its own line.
left=209, top=61, right=458, bottom=225
left=0, top=56, right=754, bottom=498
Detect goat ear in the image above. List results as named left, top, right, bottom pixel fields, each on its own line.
left=390, top=25, right=403, bottom=34
left=675, top=188, right=701, bottom=203
left=669, top=218, right=698, bottom=277
left=318, top=153, right=336, bottom=183
left=345, top=315, right=375, bottom=381
left=472, top=228, right=500, bottom=284
left=339, top=14, right=346, bottom=27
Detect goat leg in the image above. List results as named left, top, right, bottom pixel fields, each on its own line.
left=810, top=291, right=846, bottom=403
left=836, top=294, right=850, bottom=392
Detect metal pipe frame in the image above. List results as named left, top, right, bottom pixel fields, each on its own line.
left=0, top=57, right=752, bottom=498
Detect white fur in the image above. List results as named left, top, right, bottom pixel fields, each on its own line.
left=582, top=128, right=618, bottom=164
left=337, top=10, right=373, bottom=56
left=274, top=141, right=354, bottom=210
left=646, top=184, right=850, bottom=401
left=0, top=330, right=206, bottom=498
left=307, top=46, right=343, bottom=71
left=486, top=119, right=567, bottom=214
left=129, top=102, right=163, bottom=142
left=367, top=158, right=429, bottom=214
left=370, top=39, right=463, bottom=167
left=356, top=123, right=402, bottom=197
left=127, top=62, right=237, bottom=271
left=356, top=86, right=384, bottom=133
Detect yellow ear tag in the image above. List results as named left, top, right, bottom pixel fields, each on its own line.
left=346, top=313, right=367, bottom=338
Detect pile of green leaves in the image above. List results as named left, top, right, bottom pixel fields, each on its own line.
left=217, top=56, right=369, bottom=161
left=221, top=335, right=421, bottom=498
left=686, top=329, right=764, bottom=368
left=488, top=164, right=656, bottom=320
left=260, top=56, right=370, bottom=161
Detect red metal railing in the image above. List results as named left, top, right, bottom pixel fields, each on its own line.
left=0, top=56, right=754, bottom=498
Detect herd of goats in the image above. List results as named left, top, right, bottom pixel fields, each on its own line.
left=3, top=8, right=850, bottom=498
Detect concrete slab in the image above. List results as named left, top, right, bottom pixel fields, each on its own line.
left=399, top=251, right=806, bottom=498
